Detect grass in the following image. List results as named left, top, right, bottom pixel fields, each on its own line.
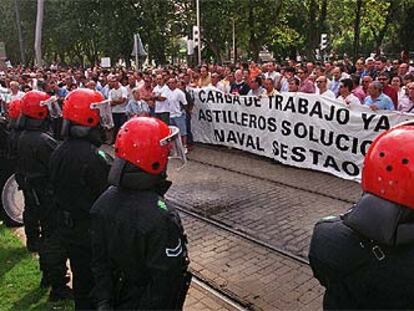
left=0, top=224, right=74, bottom=310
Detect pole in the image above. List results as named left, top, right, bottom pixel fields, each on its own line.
left=14, top=0, right=25, bottom=65
left=34, top=0, right=44, bottom=67
left=134, top=34, right=139, bottom=72
left=196, top=0, right=201, bottom=65
left=232, top=18, right=236, bottom=64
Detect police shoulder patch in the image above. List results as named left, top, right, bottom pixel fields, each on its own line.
left=157, top=200, right=168, bottom=211
left=97, top=150, right=107, bottom=160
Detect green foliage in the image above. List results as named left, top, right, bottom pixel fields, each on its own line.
left=1, top=0, right=414, bottom=65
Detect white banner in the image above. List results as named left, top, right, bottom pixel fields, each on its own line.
left=192, top=88, right=414, bottom=181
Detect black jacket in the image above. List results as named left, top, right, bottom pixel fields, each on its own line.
left=0, top=116, right=10, bottom=159
left=49, top=126, right=110, bottom=221
left=16, top=117, right=57, bottom=186
left=90, top=159, right=189, bottom=310
left=309, top=193, right=414, bottom=310
left=230, top=81, right=250, bottom=95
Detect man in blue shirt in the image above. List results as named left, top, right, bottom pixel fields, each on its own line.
left=364, top=81, right=394, bottom=111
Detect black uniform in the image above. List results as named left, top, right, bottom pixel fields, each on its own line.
left=0, top=116, right=15, bottom=223
left=16, top=116, right=70, bottom=293
left=90, top=159, right=191, bottom=310
left=49, top=125, right=111, bottom=310
left=309, top=193, right=414, bottom=310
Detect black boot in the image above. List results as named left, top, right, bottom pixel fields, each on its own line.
left=40, top=273, right=50, bottom=288
left=26, top=237, right=41, bottom=253
left=48, top=285, right=74, bottom=302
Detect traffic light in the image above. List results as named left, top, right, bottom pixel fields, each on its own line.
left=320, top=33, right=328, bottom=51
left=193, top=25, right=200, bottom=48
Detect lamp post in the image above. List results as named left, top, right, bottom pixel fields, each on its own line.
left=232, top=18, right=236, bottom=64
left=34, top=0, right=44, bottom=67
left=196, top=0, right=201, bottom=65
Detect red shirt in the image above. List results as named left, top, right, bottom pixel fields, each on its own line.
left=383, top=85, right=398, bottom=109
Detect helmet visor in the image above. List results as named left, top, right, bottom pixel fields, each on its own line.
left=90, top=100, right=114, bottom=129
left=160, top=126, right=187, bottom=169
left=40, top=96, right=62, bottom=119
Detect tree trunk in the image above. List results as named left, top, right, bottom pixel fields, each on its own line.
left=371, top=0, right=396, bottom=54
left=34, top=0, right=44, bottom=67
left=353, top=0, right=363, bottom=61
left=319, top=0, right=328, bottom=33
left=247, top=4, right=260, bottom=61
left=306, top=0, right=318, bottom=60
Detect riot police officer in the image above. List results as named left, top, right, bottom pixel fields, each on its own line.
left=17, top=91, right=71, bottom=299
left=90, top=117, right=191, bottom=310
left=0, top=99, right=21, bottom=227
left=49, top=88, right=112, bottom=309
left=309, top=121, right=414, bottom=309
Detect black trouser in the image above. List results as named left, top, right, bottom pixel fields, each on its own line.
left=22, top=188, right=41, bottom=245
left=186, top=111, right=193, bottom=145
left=15, top=174, right=41, bottom=245
left=112, top=113, right=127, bottom=143
left=29, top=185, right=69, bottom=290
left=155, top=112, right=170, bottom=125
left=51, top=213, right=94, bottom=310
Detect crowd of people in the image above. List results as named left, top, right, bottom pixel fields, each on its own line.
left=1, top=53, right=414, bottom=310
left=1, top=54, right=414, bottom=150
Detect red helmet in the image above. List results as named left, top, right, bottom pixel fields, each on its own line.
left=21, top=90, right=50, bottom=120
left=115, top=117, right=174, bottom=175
left=362, top=122, right=414, bottom=209
left=63, top=88, right=106, bottom=127
left=8, top=98, right=23, bottom=120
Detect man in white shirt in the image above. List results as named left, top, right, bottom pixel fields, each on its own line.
left=152, top=74, right=170, bottom=125
left=398, top=82, right=414, bottom=113
left=165, top=77, right=188, bottom=151
left=316, top=75, right=336, bottom=99
left=264, top=62, right=281, bottom=87
left=337, top=78, right=361, bottom=107
left=9, top=81, right=25, bottom=100
left=109, top=76, right=128, bottom=142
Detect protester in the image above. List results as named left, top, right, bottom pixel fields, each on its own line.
left=108, top=76, right=128, bottom=142
left=390, top=75, right=406, bottom=102
left=165, top=78, right=188, bottom=153
left=263, top=78, right=278, bottom=96
left=316, top=76, right=336, bottom=99
left=247, top=76, right=265, bottom=96
left=152, top=74, right=171, bottom=125
left=138, top=76, right=154, bottom=114
left=198, top=65, right=211, bottom=87
left=337, top=78, right=361, bottom=106
left=287, top=77, right=300, bottom=92
left=364, top=81, right=395, bottom=111
left=398, top=82, right=414, bottom=113
left=329, top=67, right=343, bottom=96
left=9, top=81, right=24, bottom=100
left=230, top=69, right=250, bottom=95
left=377, top=72, right=398, bottom=109
left=126, top=87, right=150, bottom=118
left=298, top=67, right=315, bottom=94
